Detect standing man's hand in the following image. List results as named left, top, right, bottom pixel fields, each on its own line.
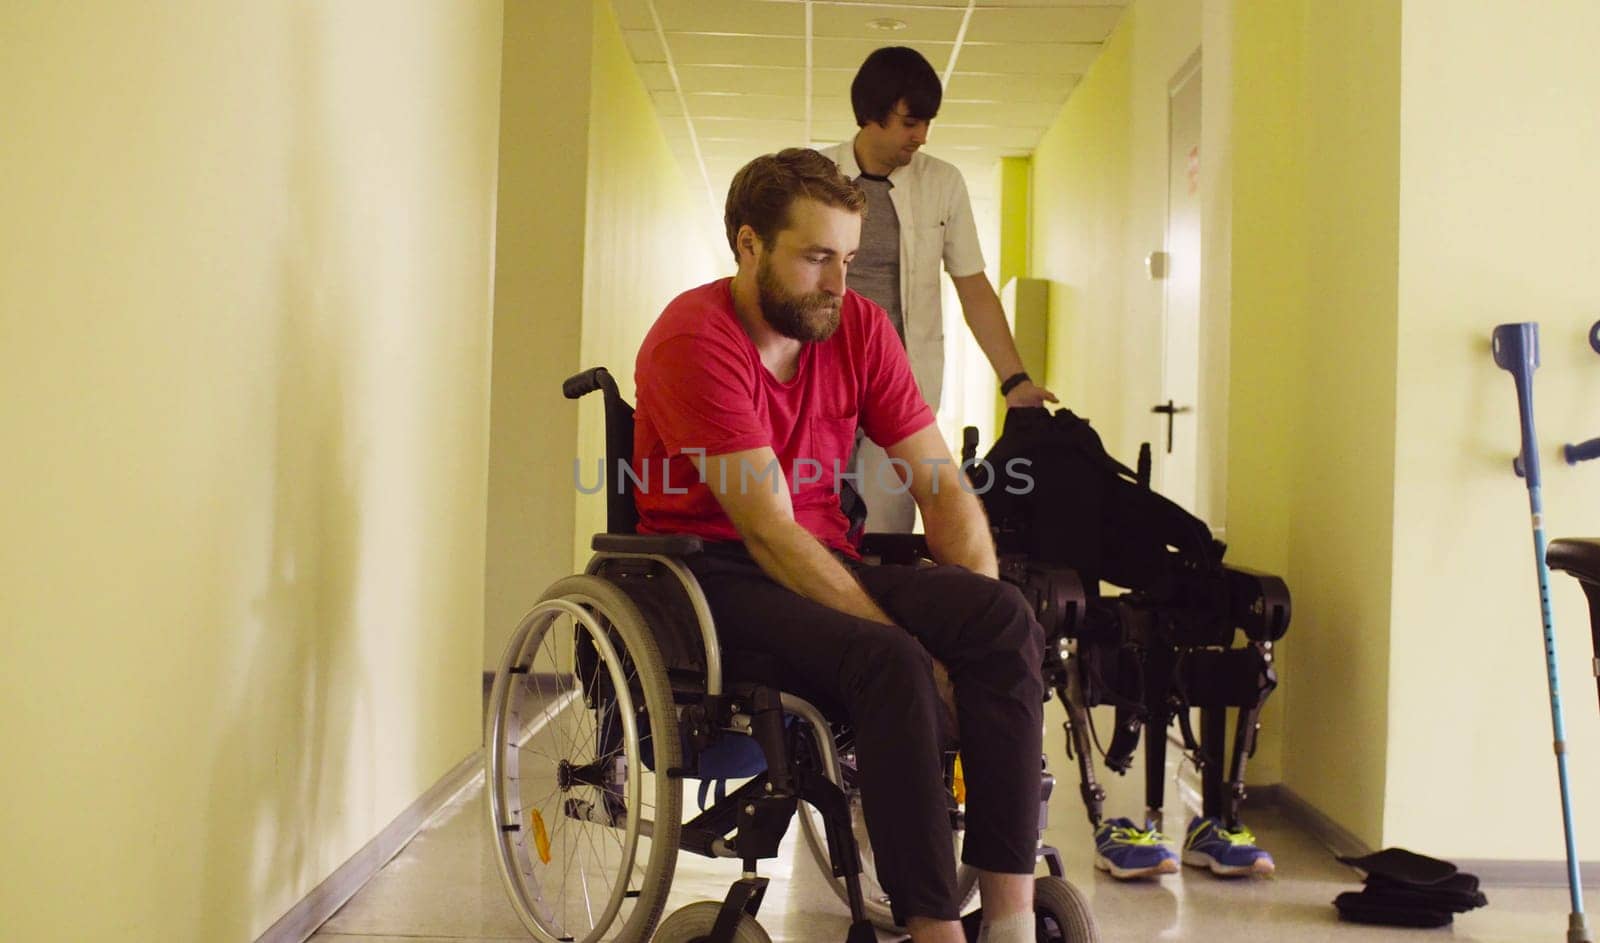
left=1004, top=380, right=1058, bottom=409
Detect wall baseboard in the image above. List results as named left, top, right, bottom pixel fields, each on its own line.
left=254, top=750, right=485, bottom=943
left=1250, top=783, right=1372, bottom=859
left=1253, top=784, right=1600, bottom=888
left=1450, top=857, right=1600, bottom=888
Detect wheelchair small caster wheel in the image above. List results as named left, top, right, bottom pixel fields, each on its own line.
left=653, top=901, right=773, bottom=943
left=1033, top=875, right=1098, bottom=943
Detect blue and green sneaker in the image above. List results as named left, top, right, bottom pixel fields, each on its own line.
left=1093, top=817, right=1179, bottom=879
left=1182, top=816, right=1275, bottom=877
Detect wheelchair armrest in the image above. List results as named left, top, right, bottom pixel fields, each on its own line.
left=857, top=533, right=929, bottom=564
left=591, top=533, right=703, bottom=556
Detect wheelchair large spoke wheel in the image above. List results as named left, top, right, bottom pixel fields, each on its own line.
left=1034, top=875, right=1098, bottom=943
left=486, top=575, right=683, bottom=943
left=795, top=744, right=977, bottom=931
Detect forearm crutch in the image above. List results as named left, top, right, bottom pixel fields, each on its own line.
left=1493, top=321, right=1592, bottom=943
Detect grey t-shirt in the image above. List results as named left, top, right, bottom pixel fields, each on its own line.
left=848, top=173, right=904, bottom=345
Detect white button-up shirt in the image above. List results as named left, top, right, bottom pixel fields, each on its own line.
left=821, top=141, right=986, bottom=410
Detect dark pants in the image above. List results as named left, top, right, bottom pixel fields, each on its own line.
left=685, top=544, right=1046, bottom=922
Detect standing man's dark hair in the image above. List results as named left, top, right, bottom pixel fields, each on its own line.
left=850, top=46, right=942, bottom=126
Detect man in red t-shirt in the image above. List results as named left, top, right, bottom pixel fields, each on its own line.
left=634, top=148, right=1045, bottom=943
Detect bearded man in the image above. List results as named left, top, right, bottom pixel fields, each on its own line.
left=631, top=148, right=1046, bottom=943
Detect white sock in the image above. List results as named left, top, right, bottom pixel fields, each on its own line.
left=977, top=909, right=1034, bottom=943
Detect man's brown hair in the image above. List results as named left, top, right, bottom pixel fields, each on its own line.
left=724, top=148, right=866, bottom=262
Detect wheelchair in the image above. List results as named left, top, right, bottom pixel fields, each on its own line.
left=484, top=368, right=1099, bottom=943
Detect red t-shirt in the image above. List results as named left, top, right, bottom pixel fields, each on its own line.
left=633, top=277, right=935, bottom=554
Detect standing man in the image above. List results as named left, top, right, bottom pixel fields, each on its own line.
left=822, top=46, right=1057, bottom=533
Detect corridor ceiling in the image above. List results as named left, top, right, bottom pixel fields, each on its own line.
left=611, top=0, right=1130, bottom=214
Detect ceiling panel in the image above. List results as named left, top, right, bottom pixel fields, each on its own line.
left=701, top=145, right=800, bottom=171
left=677, top=64, right=809, bottom=96
left=944, top=71, right=1075, bottom=102
left=650, top=88, right=685, bottom=115
left=651, top=0, right=805, bottom=34
left=964, top=6, right=1125, bottom=43
left=972, top=0, right=1123, bottom=6
left=666, top=33, right=807, bottom=67
left=811, top=36, right=955, bottom=71
left=691, top=116, right=809, bottom=139
left=687, top=93, right=810, bottom=120
left=810, top=96, right=855, bottom=121
left=811, top=121, right=863, bottom=143
left=954, top=41, right=1101, bottom=75
left=623, top=29, right=667, bottom=63
left=634, top=61, right=676, bottom=91
left=609, top=0, right=653, bottom=32
left=819, top=0, right=970, bottom=8
left=811, top=3, right=967, bottom=41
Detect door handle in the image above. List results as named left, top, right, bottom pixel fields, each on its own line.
left=1151, top=400, right=1192, bottom=453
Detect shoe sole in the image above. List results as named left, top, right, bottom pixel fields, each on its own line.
left=1182, top=849, right=1275, bottom=877
left=1095, top=852, right=1179, bottom=880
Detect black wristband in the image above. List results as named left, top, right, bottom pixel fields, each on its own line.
left=1000, top=371, right=1031, bottom=396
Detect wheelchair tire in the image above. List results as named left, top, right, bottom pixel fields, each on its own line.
left=652, top=901, right=774, bottom=943
left=486, top=575, right=683, bottom=943
left=1034, top=875, right=1098, bottom=943
left=794, top=745, right=978, bottom=931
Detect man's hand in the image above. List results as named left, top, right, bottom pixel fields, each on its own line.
left=692, top=446, right=897, bottom=626
left=884, top=423, right=998, bottom=578
left=1004, top=379, right=1059, bottom=409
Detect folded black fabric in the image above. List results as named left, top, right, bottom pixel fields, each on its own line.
left=1332, top=848, right=1490, bottom=927
left=1338, top=847, right=1458, bottom=885
left=1334, top=890, right=1454, bottom=928
left=1365, top=871, right=1488, bottom=913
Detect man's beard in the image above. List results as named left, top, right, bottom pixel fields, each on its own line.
left=758, top=257, right=841, bottom=342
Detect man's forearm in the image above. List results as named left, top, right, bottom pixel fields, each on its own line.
left=921, top=488, right=998, bottom=579
left=743, top=519, right=897, bottom=625
left=957, top=277, right=1026, bottom=380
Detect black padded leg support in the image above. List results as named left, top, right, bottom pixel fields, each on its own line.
left=1200, top=707, right=1227, bottom=822
left=1057, top=675, right=1107, bottom=828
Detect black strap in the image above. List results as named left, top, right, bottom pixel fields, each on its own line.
left=1000, top=371, right=1031, bottom=395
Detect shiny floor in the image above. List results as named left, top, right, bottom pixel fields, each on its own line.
left=312, top=699, right=1571, bottom=942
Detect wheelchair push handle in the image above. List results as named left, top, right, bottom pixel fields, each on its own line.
left=563, top=367, right=619, bottom=401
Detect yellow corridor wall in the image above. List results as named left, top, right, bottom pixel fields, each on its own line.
left=484, top=0, right=719, bottom=663
left=0, top=3, right=502, bottom=939
left=576, top=0, right=724, bottom=564
left=1384, top=0, right=1600, bottom=860
left=1272, top=0, right=1403, bottom=850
